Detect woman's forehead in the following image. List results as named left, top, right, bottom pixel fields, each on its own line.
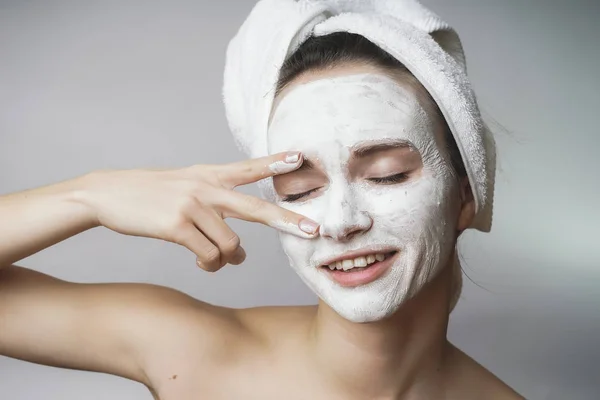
left=267, top=73, right=437, bottom=154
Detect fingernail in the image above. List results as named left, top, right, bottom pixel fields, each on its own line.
left=285, top=152, right=301, bottom=164
left=299, top=218, right=320, bottom=235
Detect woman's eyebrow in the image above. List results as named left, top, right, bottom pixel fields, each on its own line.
left=352, top=139, right=414, bottom=158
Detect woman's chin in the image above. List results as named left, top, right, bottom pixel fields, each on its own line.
left=321, top=296, right=402, bottom=323
left=341, top=310, right=393, bottom=323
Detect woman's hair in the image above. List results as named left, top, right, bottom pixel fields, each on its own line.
left=275, top=32, right=467, bottom=179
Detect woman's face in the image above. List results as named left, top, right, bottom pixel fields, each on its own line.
left=267, top=68, right=462, bottom=323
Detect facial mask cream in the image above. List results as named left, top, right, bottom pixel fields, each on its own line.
left=268, top=73, right=459, bottom=323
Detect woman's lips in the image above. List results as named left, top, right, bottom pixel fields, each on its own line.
left=320, top=251, right=398, bottom=287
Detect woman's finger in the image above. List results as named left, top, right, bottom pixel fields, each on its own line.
left=172, top=224, right=222, bottom=272
left=229, top=246, right=246, bottom=265
left=217, top=151, right=303, bottom=188
left=217, top=189, right=320, bottom=238
left=190, top=206, right=242, bottom=268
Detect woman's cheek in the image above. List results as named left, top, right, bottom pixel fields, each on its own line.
left=365, top=179, right=449, bottom=234
left=279, top=232, right=316, bottom=270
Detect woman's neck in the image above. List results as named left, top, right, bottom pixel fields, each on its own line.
left=306, top=263, right=454, bottom=399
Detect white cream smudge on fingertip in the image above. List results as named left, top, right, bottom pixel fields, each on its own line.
left=268, top=153, right=302, bottom=175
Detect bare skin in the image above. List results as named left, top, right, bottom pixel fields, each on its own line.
left=0, top=70, right=523, bottom=399
left=0, top=164, right=522, bottom=399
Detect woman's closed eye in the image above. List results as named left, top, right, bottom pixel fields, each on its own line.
left=368, top=172, right=409, bottom=184
left=281, top=187, right=321, bottom=202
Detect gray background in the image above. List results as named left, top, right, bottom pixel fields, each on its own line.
left=1, top=0, right=599, bottom=399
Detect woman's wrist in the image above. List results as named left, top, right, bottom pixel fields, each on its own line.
left=63, top=172, right=104, bottom=230
left=0, top=173, right=103, bottom=267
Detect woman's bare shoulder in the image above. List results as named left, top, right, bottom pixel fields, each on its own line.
left=447, top=343, right=525, bottom=400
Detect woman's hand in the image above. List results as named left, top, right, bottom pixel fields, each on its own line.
left=76, top=152, right=319, bottom=271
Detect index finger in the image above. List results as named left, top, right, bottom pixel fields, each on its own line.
left=217, top=151, right=303, bottom=188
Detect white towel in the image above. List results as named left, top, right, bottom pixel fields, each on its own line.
left=222, top=0, right=496, bottom=308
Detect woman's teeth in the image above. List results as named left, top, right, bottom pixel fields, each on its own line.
left=326, top=253, right=388, bottom=271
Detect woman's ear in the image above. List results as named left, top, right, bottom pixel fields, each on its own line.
left=457, top=177, right=475, bottom=234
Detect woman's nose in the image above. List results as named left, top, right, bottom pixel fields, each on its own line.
left=319, top=188, right=373, bottom=242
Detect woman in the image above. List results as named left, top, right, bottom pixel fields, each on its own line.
left=0, top=1, right=523, bottom=399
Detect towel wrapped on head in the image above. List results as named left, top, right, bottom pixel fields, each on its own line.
left=222, top=0, right=496, bottom=310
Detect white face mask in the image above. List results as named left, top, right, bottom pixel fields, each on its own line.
left=267, top=73, right=460, bottom=323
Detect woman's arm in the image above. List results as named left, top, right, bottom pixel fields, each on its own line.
left=0, top=174, right=219, bottom=386
left=0, top=176, right=97, bottom=268
left=0, top=152, right=318, bottom=386
left=0, top=265, right=242, bottom=386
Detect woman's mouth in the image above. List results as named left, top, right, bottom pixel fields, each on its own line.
left=319, top=251, right=398, bottom=287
